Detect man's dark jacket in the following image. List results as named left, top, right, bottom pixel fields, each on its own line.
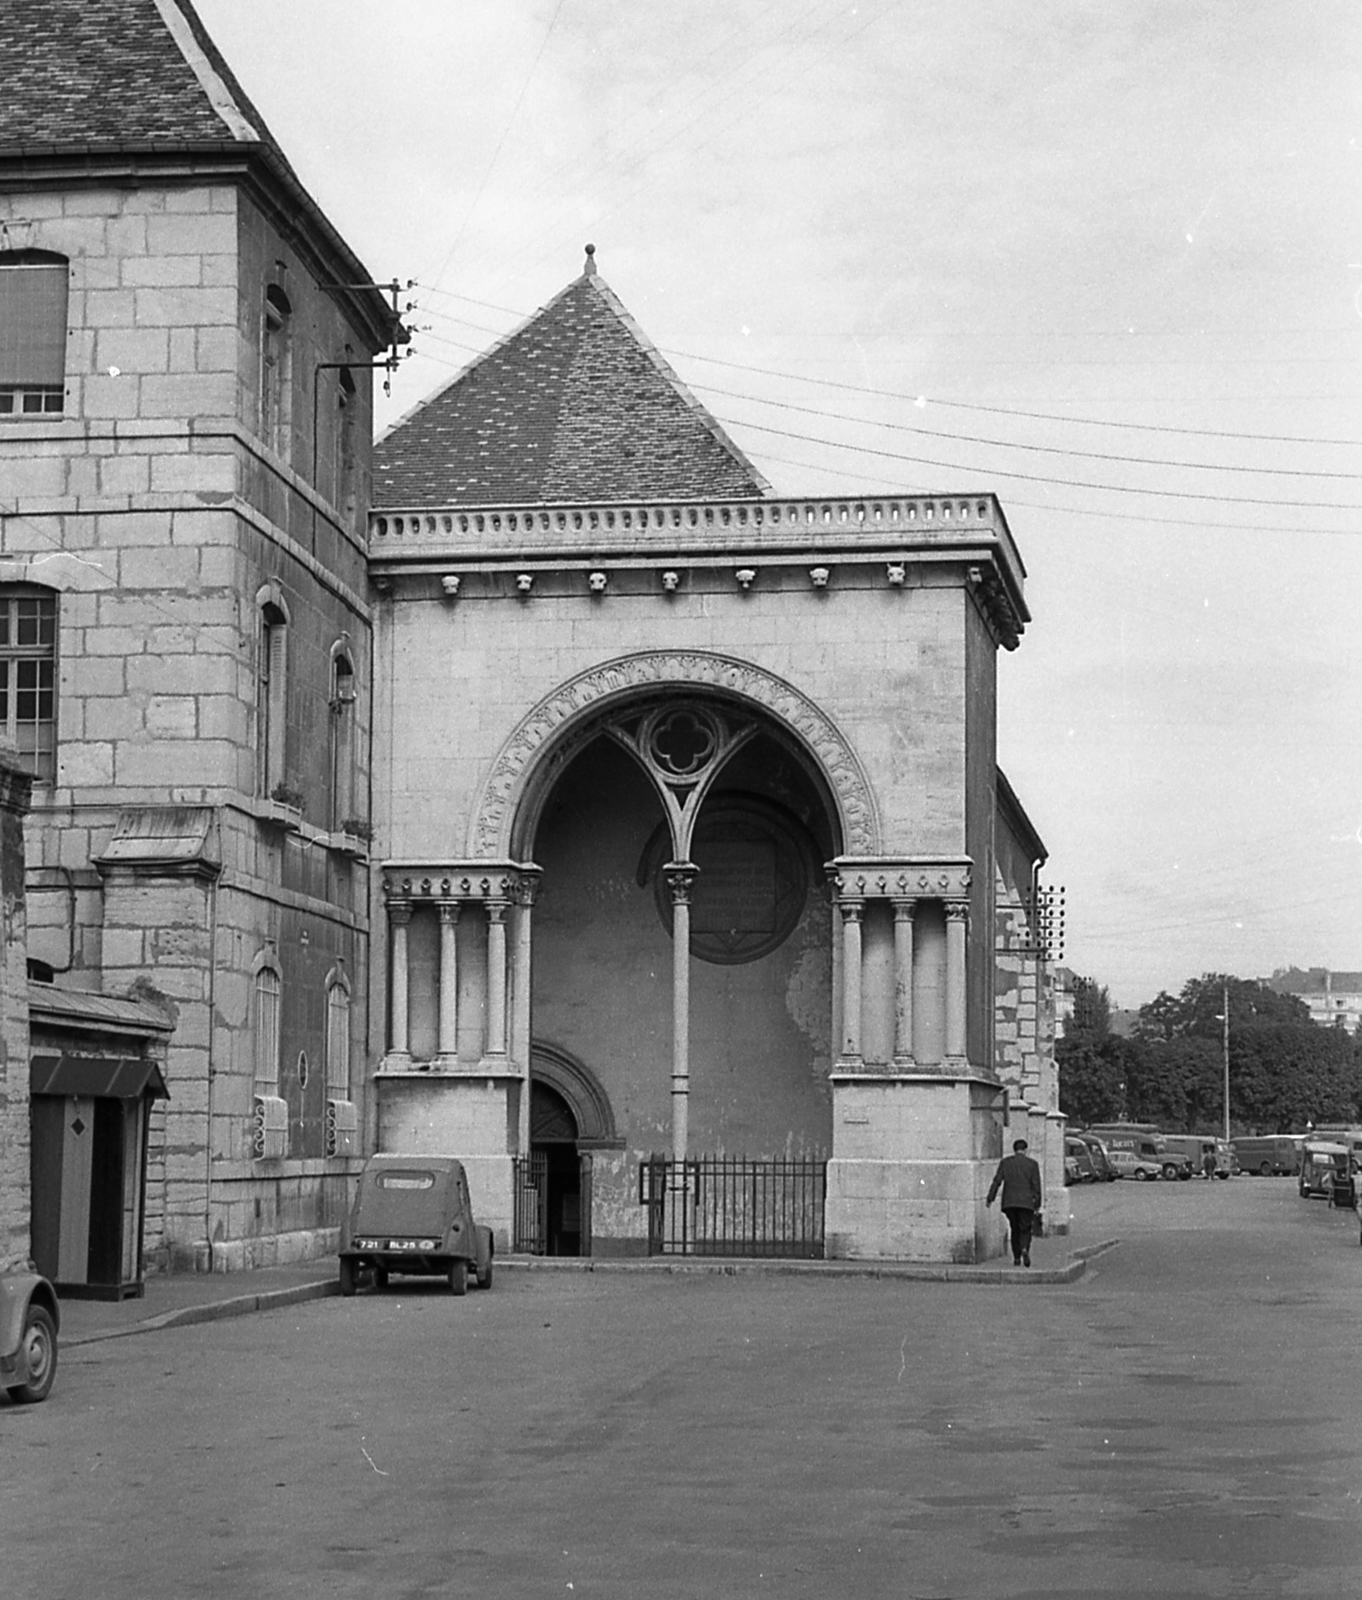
left=987, top=1152, right=1043, bottom=1211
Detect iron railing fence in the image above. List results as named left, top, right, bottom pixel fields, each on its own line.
left=639, top=1155, right=827, bottom=1258
left=514, top=1152, right=594, bottom=1256
left=514, top=1153, right=547, bottom=1254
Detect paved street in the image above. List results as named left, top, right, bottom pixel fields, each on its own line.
left=5, top=1177, right=1361, bottom=1600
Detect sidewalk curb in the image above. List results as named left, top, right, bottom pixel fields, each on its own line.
left=66, top=1279, right=340, bottom=1348
left=64, top=1240, right=1122, bottom=1347
left=496, top=1246, right=1116, bottom=1285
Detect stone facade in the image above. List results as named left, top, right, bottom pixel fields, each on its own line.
left=2, top=2, right=1061, bottom=1270
left=0, top=757, right=33, bottom=1272
left=0, top=4, right=399, bottom=1271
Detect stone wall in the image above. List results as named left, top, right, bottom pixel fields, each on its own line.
left=0, top=177, right=379, bottom=1268
left=0, top=758, right=33, bottom=1272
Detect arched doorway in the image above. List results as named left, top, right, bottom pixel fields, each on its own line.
left=530, top=1080, right=582, bottom=1256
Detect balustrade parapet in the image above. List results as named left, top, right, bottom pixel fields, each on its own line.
left=369, top=491, right=1024, bottom=584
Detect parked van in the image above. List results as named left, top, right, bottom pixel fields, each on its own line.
left=1160, top=1134, right=1233, bottom=1179
left=1231, top=1135, right=1304, bottom=1177
left=1309, top=1126, right=1362, bottom=1173
left=1064, top=1136, right=1096, bottom=1184
left=1074, top=1132, right=1117, bottom=1182
left=1299, top=1141, right=1351, bottom=1201
left=1086, top=1124, right=1193, bottom=1180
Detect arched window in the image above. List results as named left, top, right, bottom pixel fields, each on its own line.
left=329, top=645, right=356, bottom=829
left=325, top=967, right=352, bottom=1095
left=0, top=250, right=68, bottom=416
left=0, top=584, right=57, bottom=782
left=253, top=952, right=282, bottom=1095
left=260, top=283, right=292, bottom=455
left=256, top=590, right=289, bottom=799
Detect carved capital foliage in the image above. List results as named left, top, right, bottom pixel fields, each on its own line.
left=663, top=862, right=701, bottom=905
left=469, top=650, right=879, bottom=858
left=827, top=856, right=972, bottom=904
left=381, top=859, right=540, bottom=908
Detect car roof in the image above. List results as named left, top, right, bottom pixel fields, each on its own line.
left=364, top=1154, right=467, bottom=1176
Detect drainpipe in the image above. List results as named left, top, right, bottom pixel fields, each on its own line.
left=203, top=845, right=221, bottom=1273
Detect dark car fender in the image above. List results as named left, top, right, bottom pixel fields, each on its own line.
left=0, top=1271, right=60, bottom=1376
left=474, top=1225, right=493, bottom=1278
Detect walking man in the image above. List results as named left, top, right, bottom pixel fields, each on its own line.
left=986, top=1137, right=1044, bottom=1266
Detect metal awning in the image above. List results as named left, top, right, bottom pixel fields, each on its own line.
left=30, top=1055, right=170, bottom=1101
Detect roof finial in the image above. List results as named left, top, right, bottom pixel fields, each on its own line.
left=583, top=242, right=597, bottom=276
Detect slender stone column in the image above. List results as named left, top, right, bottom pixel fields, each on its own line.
left=664, top=864, right=699, bottom=1162
left=892, top=898, right=916, bottom=1065
left=386, top=902, right=413, bottom=1066
left=840, top=899, right=864, bottom=1062
left=433, top=902, right=460, bottom=1067
left=827, top=874, right=844, bottom=1065
left=484, top=899, right=509, bottom=1059
left=513, top=872, right=540, bottom=1156
left=945, top=900, right=969, bottom=1064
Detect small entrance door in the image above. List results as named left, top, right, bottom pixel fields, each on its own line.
left=531, top=1081, right=583, bottom=1256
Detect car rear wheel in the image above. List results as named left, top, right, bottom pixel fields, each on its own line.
left=339, top=1257, right=358, bottom=1297
left=448, top=1258, right=467, bottom=1297
left=1162, top=1164, right=1178, bottom=1181
left=475, top=1243, right=494, bottom=1290
left=1259, top=1162, right=1271, bottom=1176
left=7, top=1304, right=57, bottom=1404
left=1134, top=1168, right=1149, bottom=1181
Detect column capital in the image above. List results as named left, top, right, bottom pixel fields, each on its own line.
left=839, top=898, right=865, bottom=923
left=387, top=900, right=413, bottom=926
left=891, top=897, right=916, bottom=921
left=826, top=856, right=972, bottom=902
left=664, top=861, right=700, bottom=904
left=437, top=900, right=463, bottom=925
left=513, top=866, right=544, bottom=908
left=945, top=899, right=971, bottom=924
left=485, top=898, right=510, bottom=925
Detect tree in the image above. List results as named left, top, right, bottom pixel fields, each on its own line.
left=1123, top=1035, right=1222, bottom=1131
left=1056, top=1033, right=1125, bottom=1126
left=1132, top=972, right=1362, bottom=1133
left=1068, top=975, right=1112, bottom=1040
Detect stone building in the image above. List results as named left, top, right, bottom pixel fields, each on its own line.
left=1266, top=968, right=1362, bottom=1036
left=0, top=0, right=399, bottom=1272
left=1, top=1, right=1059, bottom=1272
left=369, top=252, right=1060, bottom=1261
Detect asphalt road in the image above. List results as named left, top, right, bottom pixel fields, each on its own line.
left=5, top=1176, right=1361, bottom=1600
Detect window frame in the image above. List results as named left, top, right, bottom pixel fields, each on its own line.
left=0, top=584, right=58, bottom=784
left=256, top=589, right=290, bottom=800
left=252, top=950, right=283, bottom=1096
left=325, top=965, right=352, bottom=1096
left=0, top=250, right=69, bottom=418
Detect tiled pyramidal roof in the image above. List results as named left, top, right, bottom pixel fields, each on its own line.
left=0, top=0, right=284, bottom=159
left=375, top=254, right=770, bottom=506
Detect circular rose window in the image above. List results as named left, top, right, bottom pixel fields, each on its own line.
left=645, top=798, right=812, bottom=965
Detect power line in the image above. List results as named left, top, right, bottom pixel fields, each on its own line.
left=716, top=414, right=1362, bottom=511
left=690, top=381, right=1362, bottom=481
left=408, top=287, right=1361, bottom=449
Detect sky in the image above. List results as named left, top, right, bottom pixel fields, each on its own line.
left=195, top=0, right=1362, bottom=1009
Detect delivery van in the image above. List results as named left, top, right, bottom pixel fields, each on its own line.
left=1231, top=1135, right=1304, bottom=1177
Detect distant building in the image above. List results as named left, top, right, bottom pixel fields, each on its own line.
left=1266, top=969, right=1362, bottom=1036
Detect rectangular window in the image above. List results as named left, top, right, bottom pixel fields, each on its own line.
left=0, top=589, right=57, bottom=782
left=0, top=256, right=68, bottom=417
